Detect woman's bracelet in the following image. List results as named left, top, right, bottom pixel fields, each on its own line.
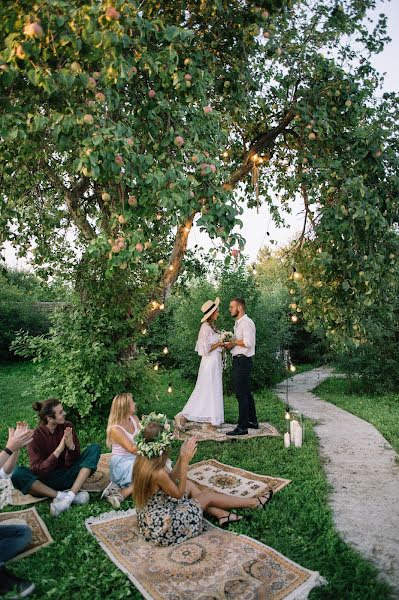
left=3, top=447, right=13, bottom=456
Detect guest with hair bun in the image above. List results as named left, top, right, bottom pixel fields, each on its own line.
left=11, top=398, right=101, bottom=517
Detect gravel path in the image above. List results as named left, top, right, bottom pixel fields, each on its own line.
left=275, top=367, right=399, bottom=595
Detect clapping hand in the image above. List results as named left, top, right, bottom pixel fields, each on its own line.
left=63, top=427, right=75, bottom=450
left=6, top=425, right=34, bottom=452
left=180, top=435, right=198, bottom=463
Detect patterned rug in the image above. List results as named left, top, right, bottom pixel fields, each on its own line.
left=82, top=453, right=111, bottom=492
left=7, top=453, right=112, bottom=506
left=174, top=421, right=280, bottom=442
left=0, top=507, right=53, bottom=560
left=188, top=459, right=291, bottom=497
left=86, top=509, right=326, bottom=600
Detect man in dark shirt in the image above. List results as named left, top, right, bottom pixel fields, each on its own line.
left=12, top=398, right=101, bottom=517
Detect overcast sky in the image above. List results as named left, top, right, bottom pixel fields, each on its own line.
left=3, top=0, right=398, bottom=270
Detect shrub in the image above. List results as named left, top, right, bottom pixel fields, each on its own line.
left=11, top=300, right=156, bottom=418
left=0, top=270, right=53, bottom=362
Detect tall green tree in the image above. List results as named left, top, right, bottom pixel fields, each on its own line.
left=1, top=0, right=398, bottom=409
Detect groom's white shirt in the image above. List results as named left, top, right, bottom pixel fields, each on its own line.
left=231, top=314, right=256, bottom=357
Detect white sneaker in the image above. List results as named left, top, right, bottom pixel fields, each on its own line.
left=50, top=495, right=73, bottom=517
left=105, top=492, right=124, bottom=509
left=72, top=490, right=90, bottom=505
left=101, top=482, right=120, bottom=500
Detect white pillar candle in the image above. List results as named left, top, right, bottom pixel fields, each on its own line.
left=284, top=432, right=291, bottom=448
left=294, top=424, right=303, bottom=448
left=290, top=419, right=298, bottom=441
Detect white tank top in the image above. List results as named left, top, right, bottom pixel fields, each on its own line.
left=111, top=417, right=139, bottom=456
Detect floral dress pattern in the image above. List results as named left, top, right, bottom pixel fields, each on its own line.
left=136, top=490, right=205, bottom=546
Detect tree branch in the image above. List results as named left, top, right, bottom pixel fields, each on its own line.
left=227, top=110, right=295, bottom=187
left=42, top=163, right=96, bottom=240
left=145, top=211, right=196, bottom=325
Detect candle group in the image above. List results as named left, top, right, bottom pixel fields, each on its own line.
left=286, top=418, right=303, bottom=448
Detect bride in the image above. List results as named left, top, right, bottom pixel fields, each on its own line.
left=175, top=297, right=225, bottom=432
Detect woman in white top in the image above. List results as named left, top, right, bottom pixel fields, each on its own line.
left=101, top=393, right=139, bottom=508
left=175, top=297, right=225, bottom=432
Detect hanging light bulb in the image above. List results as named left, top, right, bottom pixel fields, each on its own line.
left=168, top=265, right=174, bottom=271
left=159, top=303, right=165, bottom=310
left=289, top=363, right=296, bottom=372
left=163, top=346, right=169, bottom=355
left=167, top=383, right=173, bottom=394
left=285, top=407, right=291, bottom=420
left=151, top=300, right=158, bottom=308
left=222, top=150, right=229, bottom=158
left=252, top=263, right=257, bottom=275
left=142, top=328, right=147, bottom=335
left=291, top=314, right=298, bottom=323
left=154, top=363, right=159, bottom=371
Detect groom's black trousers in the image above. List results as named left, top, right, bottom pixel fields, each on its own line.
left=232, top=355, right=257, bottom=430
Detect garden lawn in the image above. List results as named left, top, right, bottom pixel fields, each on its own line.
left=315, top=377, right=399, bottom=454
left=0, top=362, right=394, bottom=600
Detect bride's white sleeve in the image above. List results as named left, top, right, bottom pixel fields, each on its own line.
left=195, top=324, right=213, bottom=356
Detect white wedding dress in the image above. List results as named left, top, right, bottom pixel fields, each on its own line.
left=181, top=322, right=224, bottom=426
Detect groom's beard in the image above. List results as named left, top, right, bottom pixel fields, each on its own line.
left=232, top=310, right=239, bottom=318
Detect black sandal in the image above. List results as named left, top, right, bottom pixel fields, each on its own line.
left=218, top=513, right=244, bottom=529
left=257, top=490, right=273, bottom=509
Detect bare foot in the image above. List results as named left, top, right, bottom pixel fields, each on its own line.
left=202, top=423, right=218, bottom=432
left=174, top=413, right=187, bottom=432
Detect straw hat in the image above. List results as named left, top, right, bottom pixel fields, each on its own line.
left=200, top=297, right=220, bottom=323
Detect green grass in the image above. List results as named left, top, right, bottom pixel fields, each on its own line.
left=315, top=377, right=399, bottom=454
left=0, top=362, right=394, bottom=600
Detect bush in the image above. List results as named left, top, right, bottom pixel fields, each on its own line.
left=334, top=322, right=399, bottom=394
left=0, top=270, right=53, bottom=362
left=11, top=300, right=156, bottom=418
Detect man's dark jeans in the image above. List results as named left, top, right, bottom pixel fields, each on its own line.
left=232, top=355, right=257, bottom=430
left=0, top=523, right=32, bottom=564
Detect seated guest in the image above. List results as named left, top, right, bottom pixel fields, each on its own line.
left=133, top=413, right=273, bottom=546
left=101, top=393, right=139, bottom=508
left=1, top=423, right=35, bottom=598
left=11, top=399, right=101, bottom=517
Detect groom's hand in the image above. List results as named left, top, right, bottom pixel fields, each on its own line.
left=224, top=341, right=235, bottom=349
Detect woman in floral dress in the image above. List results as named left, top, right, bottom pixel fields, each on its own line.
left=133, top=414, right=273, bottom=545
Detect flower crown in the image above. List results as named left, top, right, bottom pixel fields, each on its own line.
left=136, top=412, right=173, bottom=458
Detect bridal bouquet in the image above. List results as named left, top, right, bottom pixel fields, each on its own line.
left=219, top=330, right=235, bottom=370
left=219, top=330, right=235, bottom=344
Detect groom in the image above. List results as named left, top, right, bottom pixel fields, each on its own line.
left=224, top=298, right=258, bottom=436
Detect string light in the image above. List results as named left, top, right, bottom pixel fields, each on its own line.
left=167, top=383, right=173, bottom=394
left=289, top=364, right=296, bottom=372
left=151, top=300, right=158, bottom=308
left=142, top=328, right=147, bottom=335
left=159, top=303, right=165, bottom=310
left=154, top=363, right=159, bottom=371
left=291, top=314, right=298, bottom=323
left=252, top=263, right=257, bottom=275
left=168, top=265, right=174, bottom=271
left=285, top=407, right=291, bottom=420
left=163, top=346, right=169, bottom=355
left=222, top=150, right=229, bottom=158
